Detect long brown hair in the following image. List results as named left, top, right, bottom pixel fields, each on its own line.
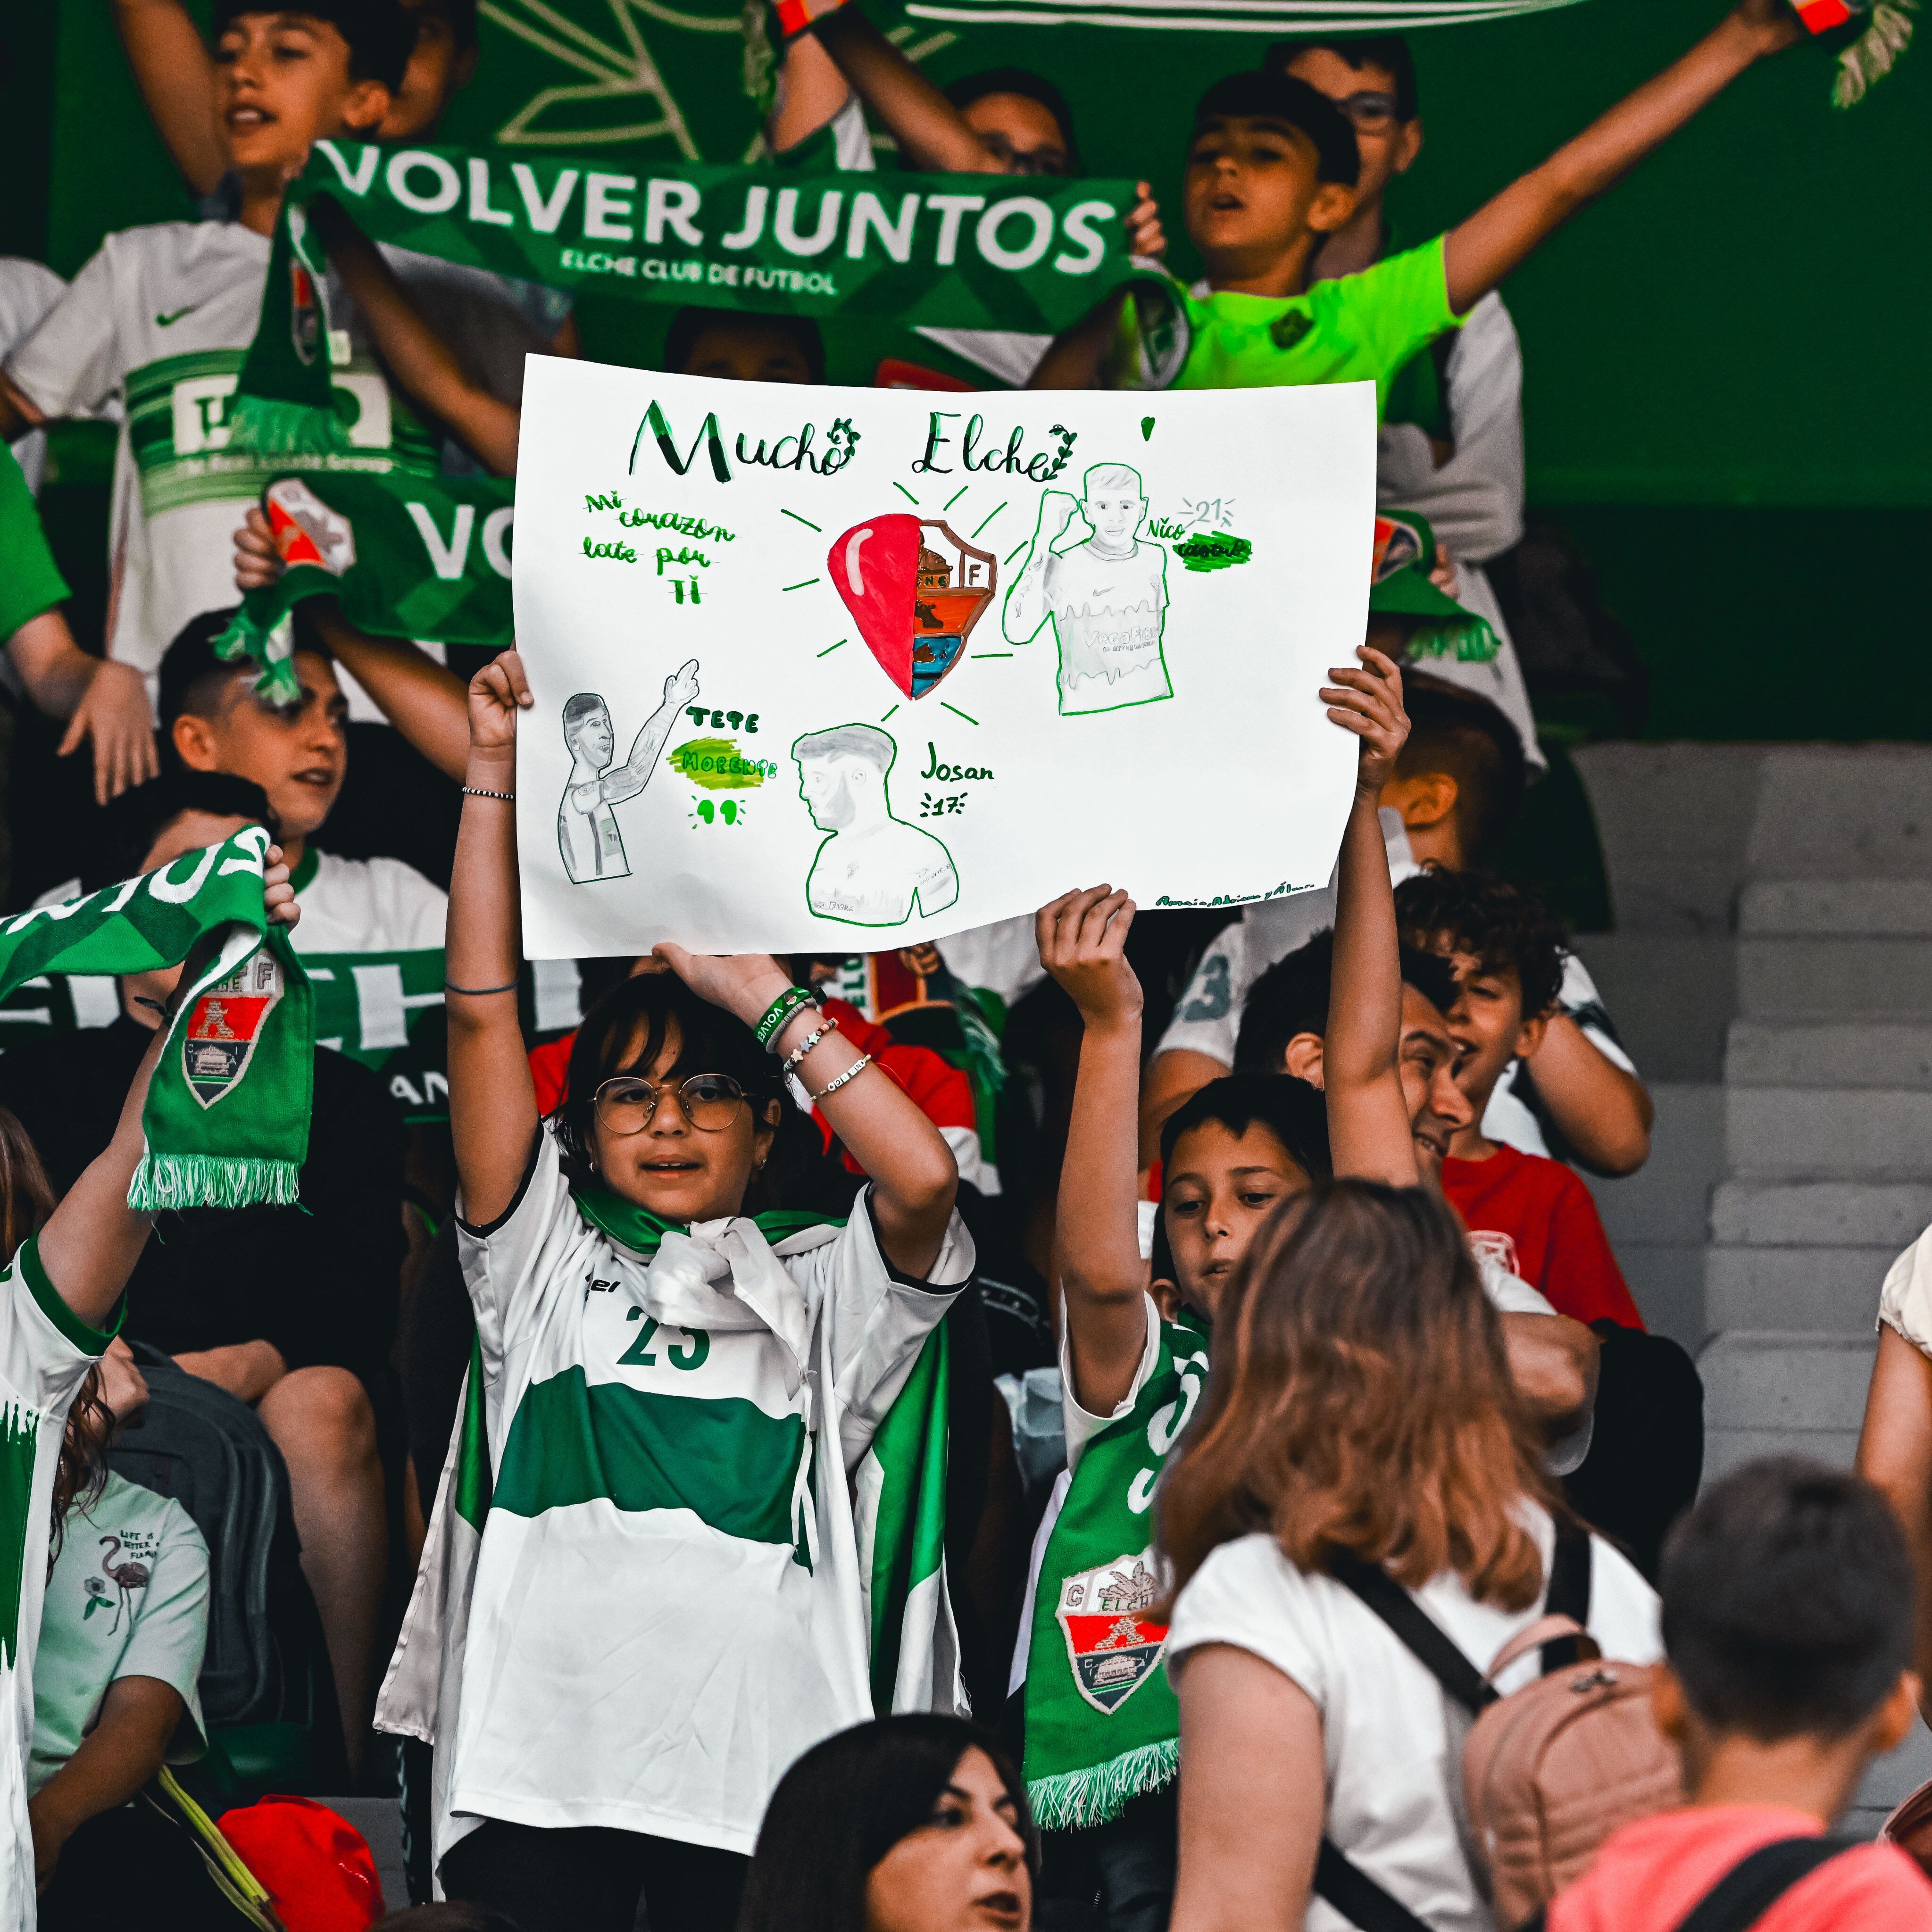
left=1158, top=1181, right=1554, bottom=1613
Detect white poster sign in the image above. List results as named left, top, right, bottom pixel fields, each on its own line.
left=511, top=359, right=1376, bottom=958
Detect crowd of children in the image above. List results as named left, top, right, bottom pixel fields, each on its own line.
left=1, top=0, right=1930, bottom=1927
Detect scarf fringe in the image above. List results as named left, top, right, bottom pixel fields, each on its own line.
left=1406, top=617, right=1500, bottom=665
left=1026, top=1739, right=1179, bottom=1831
left=1835, top=0, right=1915, bottom=104
left=129, top=1153, right=303, bottom=1213
left=223, top=394, right=350, bottom=458
left=213, top=608, right=305, bottom=708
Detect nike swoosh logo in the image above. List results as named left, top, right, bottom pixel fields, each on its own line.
left=155, top=307, right=200, bottom=327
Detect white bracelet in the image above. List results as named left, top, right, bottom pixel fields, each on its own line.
left=782, top=1017, right=839, bottom=1074
left=808, top=1052, right=872, bottom=1102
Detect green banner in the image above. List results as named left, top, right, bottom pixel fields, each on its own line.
left=216, top=470, right=514, bottom=703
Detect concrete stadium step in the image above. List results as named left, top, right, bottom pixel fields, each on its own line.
left=1711, top=1178, right=1932, bottom=1249
left=1726, top=1018, right=1932, bottom=1089
left=1704, top=1246, right=1892, bottom=1332
left=1740, top=878, right=1932, bottom=936
left=1739, top=938, right=1932, bottom=1017
left=1724, top=1087, right=1932, bottom=1178
left=1697, top=1331, right=1876, bottom=1483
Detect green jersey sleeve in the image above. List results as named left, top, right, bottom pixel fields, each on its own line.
left=1339, top=236, right=1460, bottom=388
left=0, top=444, right=67, bottom=644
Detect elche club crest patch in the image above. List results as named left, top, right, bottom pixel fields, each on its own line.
left=1056, top=1549, right=1168, bottom=1713
left=183, top=949, right=283, bottom=1108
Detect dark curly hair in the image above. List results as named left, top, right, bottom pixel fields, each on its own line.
left=553, top=971, right=781, bottom=1192
left=1394, top=869, right=1566, bottom=1022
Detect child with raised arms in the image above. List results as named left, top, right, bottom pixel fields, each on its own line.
left=380, top=650, right=974, bottom=1932
left=1033, top=0, right=1804, bottom=396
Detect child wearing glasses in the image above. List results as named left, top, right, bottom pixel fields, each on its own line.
left=382, top=649, right=973, bottom=1932
left=1032, top=0, right=1804, bottom=401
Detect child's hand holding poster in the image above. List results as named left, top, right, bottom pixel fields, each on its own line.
left=512, top=360, right=1375, bottom=958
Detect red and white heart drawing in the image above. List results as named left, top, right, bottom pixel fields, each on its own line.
left=828, top=514, right=996, bottom=699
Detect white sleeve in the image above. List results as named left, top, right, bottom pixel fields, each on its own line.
left=366, top=858, right=450, bottom=952
left=1477, top=1253, right=1592, bottom=1476
left=454, top=1125, right=582, bottom=1368
left=1154, top=921, right=1250, bottom=1067
left=1059, top=1292, right=1160, bottom=1473
left=813, top=1188, right=973, bottom=1470
left=0, top=1235, right=115, bottom=1420
left=1374, top=292, right=1524, bottom=566
left=1166, top=1533, right=1335, bottom=1713
left=1556, top=949, right=1637, bottom=1078
left=3, top=242, right=125, bottom=422
left=1879, top=1226, right=1932, bottom=1356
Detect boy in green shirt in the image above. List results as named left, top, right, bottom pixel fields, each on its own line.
left=1033, top=0, right=1804, bottom=402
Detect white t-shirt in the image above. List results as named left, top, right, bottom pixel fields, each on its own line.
left=0, top=259, right=67, bottom=497
left=1166, top=1518, right=1661, bottom=1932
left=1156, top=818, right=1637, bottom=1162
left=2, top=221, right=559, bottom=704
left=288, top=847, right=448, bottom=1075
left=0, top=1236, right=117, bottom=1926
left=1043, top=541, right=1171, bottom=712
left=31, top=1470, right=209, bottom=1794
left=441, top=1127, right=971, bottom=1853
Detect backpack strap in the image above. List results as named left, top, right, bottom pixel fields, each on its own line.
left=1314, top=1839, right=1434, bottom=1932
left=1324, top=1548, right=1498, bottom=1715
left=1671, top=1835, right=1862, bottom=1932
left=1539, top=1524, right=1593, bottom=1674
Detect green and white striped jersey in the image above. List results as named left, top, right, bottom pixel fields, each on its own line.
left=0, top=1238, right=117, bottom=1928
left=380, top=1127, right=971, bottom=1862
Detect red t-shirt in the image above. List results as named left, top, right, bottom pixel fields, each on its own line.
left=1440, top=1141, right=1645, bottom=1331
left=1549, top=1805, right=1932, bottom=1932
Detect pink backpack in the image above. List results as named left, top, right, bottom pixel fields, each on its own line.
left=1314, top=1526, right=1684, bottom=1932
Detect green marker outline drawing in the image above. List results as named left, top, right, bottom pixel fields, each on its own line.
left=1000, top=461, right=1173, bottom=717
left=791, top=722, right=959, bottom=929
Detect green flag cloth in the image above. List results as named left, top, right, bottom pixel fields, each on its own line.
left=1022, top=1311, right=1208, bottom=1829
left=1369, top=508, right=1499, bottom=665
left=228, top=139, right=1173, bottom=452
left=0, top=828, right=312, bottom=1210
left=215, top=469, right=514, bottom=705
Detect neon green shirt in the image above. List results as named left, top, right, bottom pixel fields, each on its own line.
left=1124, top=236, right=1461, bottom=419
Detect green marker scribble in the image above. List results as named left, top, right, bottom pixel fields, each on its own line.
left=1174, top=533, right=1253, bottom=573
left=942, top=485, right=967, bottom=511
left=781, top=508, right=823, bottom=533
left=970, top=503, right=1005, bottom=539
left=0, top=1399, right=38, bottom=1667
left=668, top=737, right=774, bottom=791
left=893, top=483, right=920, bottom=506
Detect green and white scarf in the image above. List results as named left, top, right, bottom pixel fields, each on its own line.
left=229, top=139, right=1170, bottom=454
left=1024, top=1310, right=1208, bottom=1830
left=0, top=827, right=311, bottom=1210
left=215, top=468, right=514, bottom=705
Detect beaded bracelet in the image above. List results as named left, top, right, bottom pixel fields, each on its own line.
left=808, top=1053, right=872, bottom=1101
left=755, top=984, right=818, bottom=1049
left=782, top=1016, right=839, bottom=1074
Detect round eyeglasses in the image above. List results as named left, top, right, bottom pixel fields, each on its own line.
left=593, top=1073, right=749, bottom=1135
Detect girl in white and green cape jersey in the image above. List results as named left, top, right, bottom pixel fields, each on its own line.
left=376, top=650, right=974, bottom=1932
left=1016, top=647, right=1591, bottom=1930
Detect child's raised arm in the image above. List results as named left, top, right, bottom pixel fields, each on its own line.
left=111, top=0, right=226, bottom=199
left=37, top=849, right=299, bottom=1328
left=447, top=652, right=541, bottom=1225
left=1317, top=646, right=1419, bottom=1188
left=1443, top=0, right=1802, bottom=316
left=1038, top=885, right=1149, bottom=1416
left=310, top=198, right=522, bottom=477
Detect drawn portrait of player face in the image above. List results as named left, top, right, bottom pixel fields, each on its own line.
left=792, top=724, right=959, bottom=929
left=556, top=661, right=700, bottom=886
left=1080, top=467, right=1149, bottom=553
left=563, top=695, right=617, bottom=775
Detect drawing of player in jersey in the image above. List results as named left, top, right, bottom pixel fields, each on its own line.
left=1001, top=462, right=1172, bottom=716
left=558, top=659, right=701, bottom=884
left=793, top=724, right=958, bottom=928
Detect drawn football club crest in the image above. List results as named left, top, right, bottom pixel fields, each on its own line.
left=1056, top=1549, right=1168, bottom=1713
left=1370, top=513, right=1425, bottom=584
left=265, top=477, right=356, bottom=575
left=829, top=515, right=995, bottom=700
left=183, top=949, right=284, bottom=1108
